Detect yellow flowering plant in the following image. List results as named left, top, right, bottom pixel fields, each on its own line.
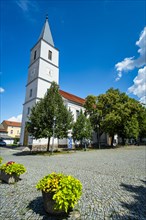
left=0, top=161, right=26, bottom=176
left=36, top=172, right=82, bottom=212
left=0, top=157, right=2, bottom=164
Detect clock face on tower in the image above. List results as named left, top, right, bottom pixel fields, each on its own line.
left=48, top=69, right=53, bottom=77
left=30, top=69, right=36, bottom=80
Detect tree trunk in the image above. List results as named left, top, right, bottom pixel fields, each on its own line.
left=96, top=129, right=100, bottom=149
left=47, top=137, right=50, bottom=152
left=122, top=137, right=125, bottom=146
left=139, top=136, right=142, bottom=143
left=111, top=135, right=114, bottom=147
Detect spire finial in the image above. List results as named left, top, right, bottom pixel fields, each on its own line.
left=46, top=14, right=48, bottom=21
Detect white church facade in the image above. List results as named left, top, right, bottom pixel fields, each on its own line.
left=20, top=17, right=111, bottom=148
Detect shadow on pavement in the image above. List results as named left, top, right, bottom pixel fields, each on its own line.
left=110, top=180, right=146, bottom=219
left=13, top=151, right=37, bottom=156
left=28, top=196, right=70, bottom=220
left=0, top=145, right=28, bottom=151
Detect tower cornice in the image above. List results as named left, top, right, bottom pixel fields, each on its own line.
left=30, top=38, right=59, bottom=52
left=28, top=56, right=59, bottom=69
left=26, top=76, right=53, bottom=87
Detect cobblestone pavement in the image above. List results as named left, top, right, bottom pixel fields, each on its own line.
left=0, top=146, right=146, bottom=220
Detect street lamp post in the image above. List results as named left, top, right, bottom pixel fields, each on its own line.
left=51, top=116, right=56, bottom=154
left=83, top=126, right=87, bottom=151
left=84, top=139, right=87, bottom=151
left=97, top=124, right=100, bottom=149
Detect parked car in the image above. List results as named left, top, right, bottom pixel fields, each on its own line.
left=0, top=140, right=6, bottom=146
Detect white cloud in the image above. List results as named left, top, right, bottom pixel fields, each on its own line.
left=0, top=87, right=5, bottom=93
left=115, top=27, right=146, bottom=81
left=115, top=57, right=135, bottom=81
left=8, top=114, right=22, bottom=122
left=16, top=0, right=29, bottom=12
left=115, top=27, right=146, bottom=104
left=15, top=0, right=38, bottom=22
left=16, top=0, right=38, bottom=12
left=139, top=96, right=146, bottom=105
left=136, top=27, right=146, bottom=57
left=128, top=66, right=146, bottom=104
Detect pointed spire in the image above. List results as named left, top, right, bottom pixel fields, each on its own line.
left=39, top=15, right=54, bottom=46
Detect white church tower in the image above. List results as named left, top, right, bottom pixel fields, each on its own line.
left=20, top=16, right=59, bottom=146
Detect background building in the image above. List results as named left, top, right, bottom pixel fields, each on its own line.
left=0, top=121, right=21, bottom=145
left=2, top=120, right=21, bottom=138
left=0, top=124, right=13, bottom=145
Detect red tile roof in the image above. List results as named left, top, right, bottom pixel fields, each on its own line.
left=3, top=120, right=21, bottom=127
left=59, top=90, right=85, bottom=105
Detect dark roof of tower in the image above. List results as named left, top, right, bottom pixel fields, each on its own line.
left=39, top=16, right=54, bottom=46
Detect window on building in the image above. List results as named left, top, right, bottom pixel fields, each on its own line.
left=34, top=50, right=37, bottom=60
left=48, top=50, right=52, bottom=60
left=76, top=110, right=80, bottom=120
left=29, top=89, right=32, bottom=97
left=10, top=130, right=13, bottom=134
left=17, top=130, right=19, bottom=134
left=27, top=107, right=30, bottom=115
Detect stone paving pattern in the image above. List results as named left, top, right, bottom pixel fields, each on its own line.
left=0, top=146, right=146, bottom=220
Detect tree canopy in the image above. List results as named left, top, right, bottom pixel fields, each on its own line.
left=72, top=110, right=92, bottom=147
left=84, top=88, right=146, bottom=146
left=26, top=82, right=73, bottom=151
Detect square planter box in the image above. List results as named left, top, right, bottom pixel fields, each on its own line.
left=0, top=171, right=20, bottom=184
left=42, top=191, right=65, bottom=215
left=42, top=191, right=80, bottom=218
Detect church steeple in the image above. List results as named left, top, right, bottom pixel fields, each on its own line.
left=20, top=16, right=59, bottom=146
left=39, top=15, right=54, bottom=46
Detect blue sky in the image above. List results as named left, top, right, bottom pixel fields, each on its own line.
left=0, top=0, right=146, bottom=122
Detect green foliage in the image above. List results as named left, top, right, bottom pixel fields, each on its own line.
left=14, top=138, right=19, bottom=145
left=72, top=110, right=92, bottom=144
left=84, top=88, right=146, bottom=145
left=137, top=106, right=146, bottom=138
left=36, top=172, right=82, bottom=212
left=0, top=157, right=3, bottom=164
left=84, top=95, right=103, bottom=136
left=26, top=82, right=73, bottom=151
left=84, top=95, right=97, bottom=116
left=0, top=161, right=26, bottom=176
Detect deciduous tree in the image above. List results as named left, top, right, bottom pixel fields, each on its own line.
left=72, top=110, right=92, bottom=147
left=84, top=88, right=146, bottom=146
left=26, top=82, right=73, bottom=151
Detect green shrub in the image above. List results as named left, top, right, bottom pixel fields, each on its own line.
left=36, top=172, right=82, bottom=212
left=0, top=157, right=2, bottom=164
left=14, top=138, right=19, bottom=145
left=0, top=161, right=26, bottom=176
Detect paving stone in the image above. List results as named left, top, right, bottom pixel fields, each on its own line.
left=0, top=146, right=146, bottom=219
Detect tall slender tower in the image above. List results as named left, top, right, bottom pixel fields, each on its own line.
left=20, top=17, right=59, bottom=146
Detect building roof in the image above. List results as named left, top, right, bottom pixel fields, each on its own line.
left=0, top=124, right=7, bottom=133
left=59, top=90, right=85, bottom=106
left=39, top=16, right=54, bottom=46
left=3, top=120, right=21, bottom=127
